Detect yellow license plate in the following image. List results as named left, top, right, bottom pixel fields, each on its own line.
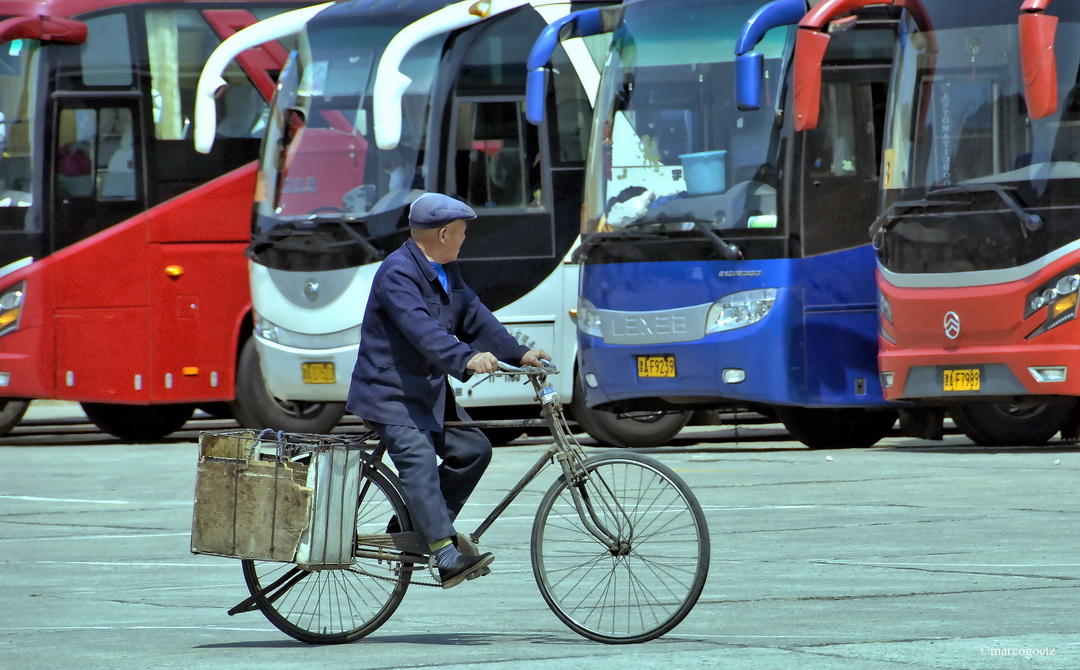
left=943, top=368, right=980, bottom=392
left=301, top=362, right=336, bottom=384
left=636, top=355, right=676, bottom=378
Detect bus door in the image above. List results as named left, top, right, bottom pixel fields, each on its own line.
left=440, top=7, right=557, bottom=313
left=449, top=96, right=550, bottom=267
left=446, top=92, right=556, bottom=405
left=49, top=95, right=150, bottom=400
left=797, top=70, right=886, bottom=259
left=794, top=58, right=892, bottom=404
left=51, top=97, right=146, bottom=249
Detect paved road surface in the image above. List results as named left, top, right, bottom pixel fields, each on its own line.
left=2, top=402, right=1077, bottom=669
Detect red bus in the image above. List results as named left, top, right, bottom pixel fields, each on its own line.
left=0, top=0, right=320, bottom=440
left=796, top=0, right=1080, bottom=446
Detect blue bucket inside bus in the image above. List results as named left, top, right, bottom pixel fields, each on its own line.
left=679, top=150, right=727, bottom=195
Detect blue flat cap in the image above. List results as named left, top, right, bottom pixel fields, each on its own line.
left=408, top=192, right=477, bottom=228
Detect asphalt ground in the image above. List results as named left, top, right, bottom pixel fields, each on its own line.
left=2, top=401, right=1078, bottom=669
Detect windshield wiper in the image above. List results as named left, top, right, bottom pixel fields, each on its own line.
left=305, top=213, right=386, bottom=261
left=571, top=231, right=665, bottom=263
left=869, top=198, right=940, bottom=249
left=929, top=183, right=1044, bottom=238
left=251, top=215, right=385, bottom=262
left=622, top=217, right=742, bottom=260
left=688, top=219, right=741, bottom=260
left=870, top=183, right=1043, bottom=248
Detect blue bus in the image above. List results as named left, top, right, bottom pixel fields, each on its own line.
left=528, top=0, right=902, bottom=447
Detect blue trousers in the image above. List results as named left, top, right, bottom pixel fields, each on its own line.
left=372, top=422, right=492, bottom=544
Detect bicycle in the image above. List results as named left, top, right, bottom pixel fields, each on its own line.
left=223, top=362, right=710, bottom=644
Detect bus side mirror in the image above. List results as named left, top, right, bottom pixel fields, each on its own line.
left=1020, top=11, right=1059, bottom=120
left=735, top=52, right=764, bottom=111
left=0, top=16, right=87, bottom=45
left=733, top=0, right=809, bottom=111
left=526, top=7, right=611, bottom=126
left=792, top=29, right=831, bottom=131
left=526, top=68, right=551, bottom=126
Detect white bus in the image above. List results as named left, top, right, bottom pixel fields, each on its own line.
left=196, top=0, right=690, bottom=445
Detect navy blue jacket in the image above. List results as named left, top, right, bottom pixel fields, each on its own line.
left=346, top=238, right=529, bottom=431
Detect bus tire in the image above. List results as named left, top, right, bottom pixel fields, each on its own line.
left=0, top=399, right=30, bottom=437
left=775, top=406, right=898, bottom=449
left=230, top=337, right=345, bottom=433
left=80, top=402, right=194, bottom=441
left=949, top=401, right=1076, bottom=447
left=570, top=374, right=691, bottom=448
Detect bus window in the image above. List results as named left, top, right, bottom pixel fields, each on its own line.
left=51, top=103, right=145, bottom=250
left=0, top=38, right=38, bottom=218
left=82, top=14, right=133, bottom=87
left=442, top=8, right=554, bottom=264
left=55, top=107, right=136, bottom=201
left=800, top=78, right=887, bottom=257
left=456, top=99, right=530, bottom=208
left=145, top=8, right=289, bottom=204
left=97, top=108, right=135, bottom=199
left=146, top=9, right=197, bottom=141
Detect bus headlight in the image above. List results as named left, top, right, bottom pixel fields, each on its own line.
left=878, top=292, right=896, bottom=343
left=0, top=281, right=25, bottom=338
left=706, top=288, right=777, bottom=333
left=577, top=297, right=603, bottom=337
left=254, top=314, right=360, bottom=350
left=1026, top=271, right=1080, bottom=338
left=879, top=291, right=893, bottom=324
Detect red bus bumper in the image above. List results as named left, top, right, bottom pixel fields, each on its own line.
left=878, top=263, right=1080, bottom=402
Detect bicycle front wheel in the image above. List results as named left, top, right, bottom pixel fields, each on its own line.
left=241, top=463, right=413, bottom=644
left=531, top=452, right=710, bottom=643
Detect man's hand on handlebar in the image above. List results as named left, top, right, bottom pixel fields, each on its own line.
left=521, top=349, right=551, bottom=367
left=472, top=349, right=553, bottom=375
left=467, top=351, right=500, bottom=374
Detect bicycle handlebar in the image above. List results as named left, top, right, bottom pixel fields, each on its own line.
left=497, top=360, right=558, bottom=375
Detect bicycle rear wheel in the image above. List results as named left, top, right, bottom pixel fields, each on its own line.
left=531, top=452, right=710, bottom=643
left=241, top=463, right=413, bottom=644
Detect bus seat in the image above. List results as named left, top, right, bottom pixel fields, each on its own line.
left=101, top=125, right=135, bottom=198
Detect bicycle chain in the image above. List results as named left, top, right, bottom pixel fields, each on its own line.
left=347, top=559, right=443, bottom=588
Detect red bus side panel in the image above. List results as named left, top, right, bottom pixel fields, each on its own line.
left=51, top=215, right=150, bottom=311
left=148, top=241, right=248, bottom=403
left=148, top=164, right=256, bottom=243
left=53, top=306, right=150, bottom=401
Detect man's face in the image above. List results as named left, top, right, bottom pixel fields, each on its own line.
left=442, top=219, right=468, bottom=260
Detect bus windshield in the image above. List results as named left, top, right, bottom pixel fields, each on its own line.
left=0, top=36, right=41, bottom=272
left=884, top=4, right=1080, bottom=199
left=583, top=0, right=789, bottom=239
left=878, top=2, right=1080, bottom=274
left=252, top=14, right=444, bottom=272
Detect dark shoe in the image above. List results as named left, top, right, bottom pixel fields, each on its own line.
left=386, top=515, right=400, bottom=534
left=438, top=552, right=495, bottom=589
